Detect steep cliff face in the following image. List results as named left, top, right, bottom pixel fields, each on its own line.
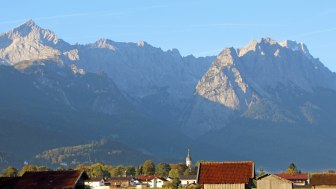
left=182, top=38, right=336, bottom=136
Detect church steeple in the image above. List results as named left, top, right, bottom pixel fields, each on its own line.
left=186, top=148, right=192, bottom=168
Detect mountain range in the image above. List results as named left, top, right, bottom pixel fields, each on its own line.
left=0, top=20, right=335, bottom=171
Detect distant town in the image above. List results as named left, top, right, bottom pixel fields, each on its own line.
left=1, top=150, right=336, bottom=189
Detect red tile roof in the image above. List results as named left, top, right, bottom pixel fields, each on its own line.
left=136, top=175, right=157, bottom=181
left=197, top=161, right=254, bottom=184
left=276, top=173, right=308, bottom=181
left=310, top=174, right=336, bottom=186
left=13, top=170, right=88, bottom=189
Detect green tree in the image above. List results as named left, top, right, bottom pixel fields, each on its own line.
left=156, top=163, right=171, bottom=177
left=136, top=165, right=143, bottom=176
left=172, top=177, right=180, bottom=189
left=125, top=166, right=136, bottom=176
left=195, top=160, right=206, bottom=167
left=168, top=169, right=180, bottom=178
left=163, top=177, right=180, bottom=189
left=1, top=166, right=18, bottom=177
left=111, top=165, right=125, bottom=177
left=170, top=164, right=187, bottom=175
left=143, top=160, right=155, bottom=175
left=183, top=167, right=196, bottom=176
left=89, top=163, right=111, bottom=178
left=285, top=163, right=299, bottom=174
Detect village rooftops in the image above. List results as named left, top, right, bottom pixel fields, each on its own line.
left=13, top=170, right=88, bottom=189
left=310, top=174, right=336, bottom=186
left=275, top=173, right=308, bottom=181
left=197, top=161, right=255, bottom=184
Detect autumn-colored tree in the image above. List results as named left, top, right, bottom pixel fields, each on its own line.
left=1, top=166, right=18, bottom=177
left=18, top=165, right=38, bottom=176
left=170, top=163, right=187, bottom=175
left=285, top=163, right=299, bottom=174
left=143, top=160, right=155, bottom=175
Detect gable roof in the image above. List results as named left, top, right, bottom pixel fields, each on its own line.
left=275, top=173, right=308, bottom=181
left=13, top=170, right=88, bottom=189
left=310, top=174, right=336, bottom=186
left=0, top=177, right=21, bottom=189
left=257, top=174, right=293, bottom=184
left=136, top=175, right=157, bottom=182
left=197, top=161, right=255, bottom=184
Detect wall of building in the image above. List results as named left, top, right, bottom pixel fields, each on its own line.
left=257, top=177, right=292, bottom=189
left=204, top=184, right=245, bottom=189
left=313, top=186, right=336, bottom=189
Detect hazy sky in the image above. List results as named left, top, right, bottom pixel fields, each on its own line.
left=1, top=0, right=336, bottom=70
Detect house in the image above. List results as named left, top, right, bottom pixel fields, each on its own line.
left=136, top=175, right=157, bottom=186
left=147, top=177, right=167, bottom=188
left=310, top=173, right=336, bottom=189
left=276, top=173, right=309, bottom=186
left=13, top=170, right=88, bottom=189
left=180, top=175, right=197, bottom=187
left=85, top=178, right=109, bottom=189
left=257, top=174, right=293, bottom=189
left=197, top=161, right=255, bottom=189
left=106, top=176, right=134, bottom=188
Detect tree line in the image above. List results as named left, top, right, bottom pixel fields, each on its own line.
left=0, top=160, right=198, bottom=178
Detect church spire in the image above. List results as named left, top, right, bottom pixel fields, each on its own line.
left=186, top=148, right=192, bottom=167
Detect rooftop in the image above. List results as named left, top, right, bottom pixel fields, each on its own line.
left=13, top=170, right=88, bottom=189
left=276, top=173, right=308, bottom=180
left=310, top=174, right=336, bottom=186
left=197, top=161, right=255, bottom=184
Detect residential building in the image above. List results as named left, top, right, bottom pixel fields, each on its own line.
left=107, top=176, right=133, bottom=188
left=85, top=178, right=109, bottom=189
left=147, top=177, right=167, bottom=188
left=257, top=174, right=293, bottom=189
left=310, top=174, right=336, bottom=189
left=276, top=173, right=309, bottom=186
left=197, top=161, right=255, bottom=189
left=180, top=175, right=197, bottom=187
left=12, top=170, right=88, bottom=189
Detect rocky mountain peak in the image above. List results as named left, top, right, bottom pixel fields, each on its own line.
left=195, top=38, right=336, bottom=112
left=279, top=40, right=310, bottom=55
left=0, top=20, right=71, bottom=65
left=94, top=38, right=116, bottom=50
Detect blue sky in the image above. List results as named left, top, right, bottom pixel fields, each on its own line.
left=1, top=0, right=336, bottom=70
